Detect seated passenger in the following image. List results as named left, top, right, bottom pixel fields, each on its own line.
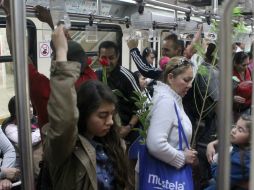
left=205, top=114, right=251, bottom=190
left=44, top=24, right=132, bottom=189
left=1, top=96, right=41, bottom=178
left=0, top=128, right=20, bottom=190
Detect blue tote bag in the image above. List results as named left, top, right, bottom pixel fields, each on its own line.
left=139, top=103, right=194, bottom=190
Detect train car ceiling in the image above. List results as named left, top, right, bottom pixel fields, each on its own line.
left=179, top=0, right=223, bottom=7
left=26, top=0, right=197, bottom=24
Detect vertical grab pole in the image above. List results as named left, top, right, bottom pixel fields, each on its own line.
left=97, top=0, right=102, bottom=15
left=217, top=0, right=237, bottom=189
left=250, top=3, right=254, bottom=189
left=212, top=0, right=219, bottom=15
left=250, top=31, right=254, bottom=190
left=10, top=0, right=34, bottom=189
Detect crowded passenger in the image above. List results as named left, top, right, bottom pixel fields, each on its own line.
left=44, top=24, right=132, bottom=189
left=0, top=128, right=20, bottom=190
left=233, top=42, right=245, bottom=53
left=96, top=41, right=142, bottom=182
left=1, top=96, right=42, bottom=178
left=232, top=52, right=252, bottom=121
left=127, top=34, right=184, bottom=80
left=96, top=41, right=141, bottom=145
left=141, top=47, right=158, bottom=96
left=205, top=114, right=251, bottom=190
left=133, top=71, right=152, bottom=105
left=1, top=0, right=254, bottom=189
left=136, top=57, right=197, bottom=188
left=128, top=27, right=203, bottom=81
left=142, top=47, right=156, bottom=65
left=133, top=71, right=147, bottom=92
left=146, top=57, right=196, bottom=166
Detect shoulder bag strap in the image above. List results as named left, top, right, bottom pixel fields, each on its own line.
left=174, top=102, right=190, bottom=150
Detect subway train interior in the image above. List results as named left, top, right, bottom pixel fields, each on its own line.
left=0, top=0, right=254, bottom=189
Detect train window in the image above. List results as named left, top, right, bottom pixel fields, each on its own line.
left=0, top=62, right=14, bottom=121
left=0, top=25, right=14, bottom=121
left=0, top=28, right=11, bottom=56
left=0, top=18, right=37, bottom=122
left=68, top=22, right=122, bottom=69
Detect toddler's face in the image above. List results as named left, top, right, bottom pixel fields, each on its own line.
left=230, top=118, right=250, bottom=146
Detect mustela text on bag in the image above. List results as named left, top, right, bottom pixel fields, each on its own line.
left=148, top=174, right=185, bottom=190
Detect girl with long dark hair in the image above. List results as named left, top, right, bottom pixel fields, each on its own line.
left=44, top=25, right=131, bottom=190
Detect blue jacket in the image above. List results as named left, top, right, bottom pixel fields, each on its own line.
left=206, top=145, right=250, bottom=190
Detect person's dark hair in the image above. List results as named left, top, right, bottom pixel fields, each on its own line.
left=185, top=41, right=191, bottom=48
left=133, top=70, right=141, bottom=80
left=235, top=42, right=241, bottom=47
left=76, top=80, right=132, bottom=188
left=240, top=114, right=252, bottom=138
left=162, top=57, right=193, bottom=83
left=164, top=34, right=184, bottom=56
left=1, top=96, right=17, bottom=131
left=233, top=51, right=249, bottom=65
left=177, top=40, right=184, bottom=56
left=142, top=47, right=157, bottom=59
left=250, top=43, right=254, bottom=59
left=50, top=40, right=88, bottom=73
left=8, top=96, right=16, bottom=118
left=205, top=43, right=217, bottom=63
left=164, top=33, right=178, bottom=42
left=98, top=41, right=119, bottom=56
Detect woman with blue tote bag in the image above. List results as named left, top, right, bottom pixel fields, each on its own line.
left=139, top=57, right=198, bottom=190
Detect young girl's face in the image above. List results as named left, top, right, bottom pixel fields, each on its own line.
left=86, top=101, right=115, bottom=139
left=230, top=118, right=250, bottom=145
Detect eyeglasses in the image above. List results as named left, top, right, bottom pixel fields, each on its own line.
left=168, top=58, right=193, bottom=73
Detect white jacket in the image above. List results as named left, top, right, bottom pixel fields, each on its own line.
left=146, top=81, right=192, bottom=169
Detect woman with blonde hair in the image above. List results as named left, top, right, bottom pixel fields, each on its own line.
left=147, top=57, right=198, bottom=169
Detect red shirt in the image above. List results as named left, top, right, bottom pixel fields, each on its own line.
left=29, top=64, right=97, bottom=129
left=233, top=68, right=252, bottom=82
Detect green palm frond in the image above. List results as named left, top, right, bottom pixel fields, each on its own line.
left=131, top=90, right=152, bottom=144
